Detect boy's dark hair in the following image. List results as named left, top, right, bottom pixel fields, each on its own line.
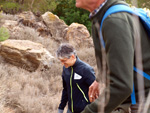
left=56, top=43, right=76, bottom=59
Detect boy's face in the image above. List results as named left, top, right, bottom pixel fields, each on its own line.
left=59, top=55, right=76, bottom=68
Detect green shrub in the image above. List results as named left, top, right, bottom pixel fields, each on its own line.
left=126, top=0, right=150, bottom=8
left=53, top=0, right=91, bottom=33
left=0, top=27, right=10, bottom=41
left=0, top=2, right=21, bottom=14
left=2, top=2, right=19, bottom=9
left=0, top=5, right=2, bottom=18
left=21, top=0, right=57, bottom=14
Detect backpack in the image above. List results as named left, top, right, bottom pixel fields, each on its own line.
left=100, top=4, right=150, bottom=105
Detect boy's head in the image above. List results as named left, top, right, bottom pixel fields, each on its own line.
left=56, top=43, right=77, bottom=68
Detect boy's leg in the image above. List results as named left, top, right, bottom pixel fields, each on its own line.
left=67, top=108, right=72, bottom=113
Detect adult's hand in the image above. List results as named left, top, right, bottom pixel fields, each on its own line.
left=89, top=80, right=99, bottom=102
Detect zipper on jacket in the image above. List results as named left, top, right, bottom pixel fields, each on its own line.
left=76, top=83, right=89, bottom=102
left=70, top=67, right=74, bottom=112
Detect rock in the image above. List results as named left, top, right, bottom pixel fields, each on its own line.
left=42, top=12, right=68, bottom=41
left=17, top=11, right=36, bottom=21
left=0, top=39, right=54, bottom=72
left=65, top=23, right=93, bottom=48
left=2, top=20, right=18, bottom=31
left=16, top=11, right=52, bottom=37
left=1, top=20, right=22, bottom=39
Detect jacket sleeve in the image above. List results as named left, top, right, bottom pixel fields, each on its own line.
left=82, top=13, right=134, bottom=113
left=84, top=66, right=96, bottom=86
left=58, top=70, right=68, bottom=110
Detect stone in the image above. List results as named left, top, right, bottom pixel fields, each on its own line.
left=65, top=23, right=93, bottom=48
left=42, top=12, right=68, bottom=41
left=0, top=39, right=54, bottom=72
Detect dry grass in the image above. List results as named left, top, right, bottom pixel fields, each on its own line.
left=0, top=47, right=97, bottom=113
left=1, top=13, right=18, bottom=21
left=0, top=48, right=96, bottom=113
left=0, top=56, right=63, bottom=113
left=0, top=14, right=97, bottom=113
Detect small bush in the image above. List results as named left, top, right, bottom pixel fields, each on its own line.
left=1, top=13, right=18, bottom=21
left=53, top=0, right=92, bottom=33
left=0, top=2, right=21, bottom=14
left=0, top=27, right=10, bottom=41
left=0, top=5, right=2, bottom=18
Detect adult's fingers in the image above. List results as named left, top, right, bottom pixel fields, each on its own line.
left=89, top=94, right=96, bottom=102
left=89, top=85, right=94, bottom=96
left=89, top=81, right=100, bottom=102
left=89, top=85, right=95, bottom=102
left=88, top=85, right=93, bottom=97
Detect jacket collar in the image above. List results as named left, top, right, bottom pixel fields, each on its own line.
left=89, top=0, right=108, bottom=18
left=90, top=0, right=127, bottom=22
left=72, top=56, right=81, bottom=68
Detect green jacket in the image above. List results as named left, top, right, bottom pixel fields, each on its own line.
left=82, top=0, right=150, bottom=113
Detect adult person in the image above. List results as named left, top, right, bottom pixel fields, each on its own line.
left=75, top=0, right=150, bottom=113
left=57, top=43, right=96, bottom=113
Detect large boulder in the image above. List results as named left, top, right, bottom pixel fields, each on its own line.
left=17, top=11, right=52, bottom=37
left=65, top=23, right=93, bottom=48
left=42, top=12, right=68, bottom=41
left=1, top=11, right=52, bottom=39
left=0, top=39, right=54, bottom=72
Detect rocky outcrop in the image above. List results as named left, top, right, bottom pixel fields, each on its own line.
left=17, top=11, right=52, bottom=37
left=0, top=11, right=52, bottom=38
left=0, top=12, right=93, bottom=72
left=2, top=20, right=18, bottom=34
left=17, top=11, right=37, bottom=21
left=42, top=12, right=68, bottom=41
left=65, top=23, right=93, bottom=48
left=0, top=39, right=54, bottom=72
left=1, top=12, right=92, bottom=46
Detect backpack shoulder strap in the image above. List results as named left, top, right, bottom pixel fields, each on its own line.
left=100, top=4, right=150, bottom=105
left=132, top=67, right=150, bottom=104
left=100, top=4, right=136, bottom=48
left=100, top=4, right=150, bottom=48
left=134, top=67, right=150, bottom=80
left=101, top=4, right=135, bottom=29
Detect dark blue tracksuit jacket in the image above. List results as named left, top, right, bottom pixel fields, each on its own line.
left=58, top=57, right=95, bottom=113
